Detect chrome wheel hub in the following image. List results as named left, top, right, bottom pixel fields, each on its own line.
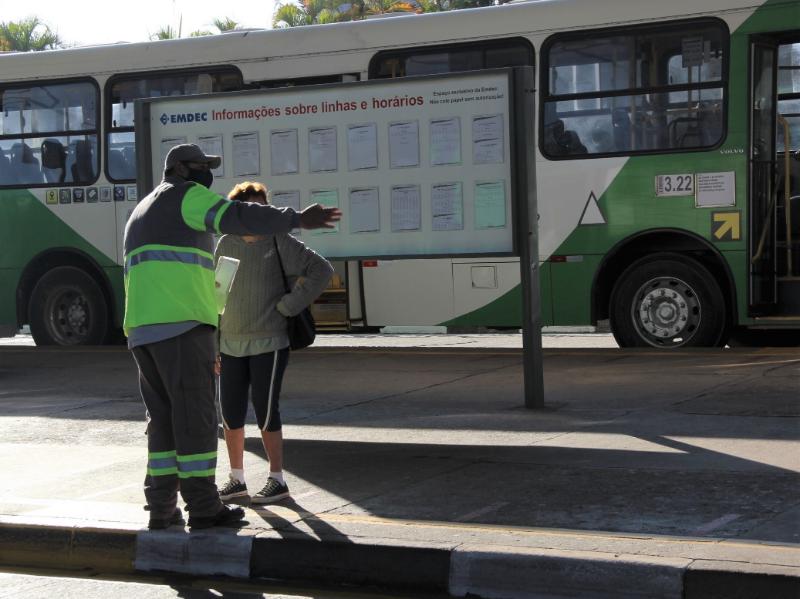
left=47, top=289, right=90, bottom=345
left=632, top=276, right=701, bottom=347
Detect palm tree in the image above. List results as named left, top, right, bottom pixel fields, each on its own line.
left=272, top=4, right=310, bottom=27
left=150, top=26, right=179, bottom=40
left=157, top=17, right=241, bottom=39
left=212, top=17, right=240, bottom=32
left=0, top=17, right=61, bottom=52
left=273, top=0, right=350, bottom=27
left=274, top=0, right=421, bottom=27
left=363, top=0, right=419, bottom=16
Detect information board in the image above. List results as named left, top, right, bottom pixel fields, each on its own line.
left=136, top=70, right=521, bottom=259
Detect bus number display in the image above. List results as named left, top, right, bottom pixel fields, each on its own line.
left=655, top=174, right=694, bottom=197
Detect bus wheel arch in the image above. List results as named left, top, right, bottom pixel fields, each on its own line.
left=592, top=230, right=735, bottom=347
left=18, top=251, right=115, bottom=345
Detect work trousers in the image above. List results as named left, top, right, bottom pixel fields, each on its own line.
left=131, top=325, right=222, bottom=519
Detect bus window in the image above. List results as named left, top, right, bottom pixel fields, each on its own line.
left=0, top=80, right=98, bottom=187
left=106, top=68, right=243, bottom=181
left=253, top=74, right=358, bottom=88
left=369, top=38, right=533, bottom=79
left=778, top=42, right=800, bottom=153
left=541, top=19, right=727, bottom=158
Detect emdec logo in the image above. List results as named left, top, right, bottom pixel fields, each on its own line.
left=160, top=112, right=208, bottom=125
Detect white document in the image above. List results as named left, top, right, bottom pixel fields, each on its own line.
left=214, top=256, right=240, bottom=315
left=430, top=117, right=461, bottom=165
left=271, top=190, right=301, bottom=232
left=160, top=136, right=187, bottom=170
left=309, top=189, right=339, bottom=234
left=309, top=127, right=338, bottom=172
left=474, top=181, right=507, bottom=229
left=431, top=182, right=463, bottom=231
left=197, top=134, right=224, bottom=178
left=696, top=171, right=736, bottom=207
left=472, top=115, right=504, bottom=164
left=347, top=123, right=378, bottom=171
left=270, top=129, right=299, bottom=175
left=271, top=190, right=301, bottom=212
left=390, top=185, right=421, bottom=232
left=349, top=187, right=380, bottom=233
left=232, top=132, right=260, bottom=176
left=389, top=121, right=419, bottom=168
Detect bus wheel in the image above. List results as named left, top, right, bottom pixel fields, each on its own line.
left=609, top=254, right=726, bottom=348
left=28, top=266, right=109, bottom=346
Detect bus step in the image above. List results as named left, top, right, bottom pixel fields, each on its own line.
left=316, top=324, right=350, bottom=332
left=777, top=279, right=800, bottom=312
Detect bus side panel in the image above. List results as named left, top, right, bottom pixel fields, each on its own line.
left=550, top=256, right=603, bottom=326
left=361, top=259, right=456, bottom=326
left=0, top=190, right=117, bottom=327
left=722, top=248, right=749, bottom=325
left=106, top=265, right=125, bottom=328
left=0, top=267, right=20, bottom=334
left=443, top=261, right=554, bottom=329
left=552, top=148, right=748, bottom=290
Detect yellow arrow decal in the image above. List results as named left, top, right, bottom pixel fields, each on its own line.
left=712, top=211, right=740, bottom=241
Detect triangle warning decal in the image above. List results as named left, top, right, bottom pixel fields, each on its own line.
left=579, top=191, right=606, bottom=226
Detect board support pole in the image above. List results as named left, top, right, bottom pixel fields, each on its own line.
left=513, top=66, right=544, bottom=409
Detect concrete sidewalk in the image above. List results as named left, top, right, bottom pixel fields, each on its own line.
left=0, top=343, right=798, bottom=598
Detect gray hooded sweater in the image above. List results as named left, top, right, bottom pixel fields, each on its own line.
left=215, top=233, right=333, bottom=347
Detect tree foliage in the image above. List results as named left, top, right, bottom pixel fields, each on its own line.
left=151, top=26, right=179, bottom=41
left=154, top=16, right=241, bottom=39
left=213, top=18, right=240, bottom=32
left=0, top=17, right=62, bottom=52
left=272, top=0, right=504, bottom=27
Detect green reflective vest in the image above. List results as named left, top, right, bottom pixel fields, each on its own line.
left=123, top=178, right=231, bottom=334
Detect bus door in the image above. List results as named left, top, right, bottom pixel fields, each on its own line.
left=748, top=37, right=779, bottom=313
left=775, top=39, right=800, bottom=315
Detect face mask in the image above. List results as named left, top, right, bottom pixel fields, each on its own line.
left=186, top=167, right=213, bottom=188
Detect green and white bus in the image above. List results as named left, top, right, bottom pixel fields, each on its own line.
left=0, top=0, right=797, bottom=346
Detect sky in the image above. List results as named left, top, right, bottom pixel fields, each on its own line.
left=3, top=0, right=279, bottom=47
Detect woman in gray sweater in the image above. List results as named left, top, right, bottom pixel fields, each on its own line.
left=215, top=182, right=333, bottom=504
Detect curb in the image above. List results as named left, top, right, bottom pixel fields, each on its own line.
left=0, top=522, right=136, bottom=574
left=2, top=520, right=799, bottom=598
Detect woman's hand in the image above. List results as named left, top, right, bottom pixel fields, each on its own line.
left=214, top=354, right=221, bottom=376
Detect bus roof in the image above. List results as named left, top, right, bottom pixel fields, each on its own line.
left=0, top=0, right=782, bottom=82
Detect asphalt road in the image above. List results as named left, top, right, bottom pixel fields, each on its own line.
left=0, top=571, right=432, bottom=599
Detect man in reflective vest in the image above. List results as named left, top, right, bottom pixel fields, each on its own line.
left=124, top=143, right=340, bottom=529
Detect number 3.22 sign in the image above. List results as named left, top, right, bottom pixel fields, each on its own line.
left=656, top=173, right=694, bottom=197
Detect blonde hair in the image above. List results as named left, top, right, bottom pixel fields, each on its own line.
left=227, top=181, right=269, bottom=203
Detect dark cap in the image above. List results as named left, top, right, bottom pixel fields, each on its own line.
left=164, top=143, right=222, bottom=171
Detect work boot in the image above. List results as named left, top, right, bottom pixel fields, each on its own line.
left=148, top=507, right=185, bottom=530
left=187, top=505, right=246, bottom=530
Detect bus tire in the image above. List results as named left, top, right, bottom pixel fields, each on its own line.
left=28, top=266, right=109, bottom=346
left=609, top=254, right=726, bottom=348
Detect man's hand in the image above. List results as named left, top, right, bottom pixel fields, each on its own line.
left=299, top=204, right=342, bottom=229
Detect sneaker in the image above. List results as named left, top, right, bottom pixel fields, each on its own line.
left=251, top=478, right=290, bottom=504
left=219, top=477, right=248, bottom=502
left=187, top=505, right=246, bottom=530
left=148, top=507, right=185, bottom=530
